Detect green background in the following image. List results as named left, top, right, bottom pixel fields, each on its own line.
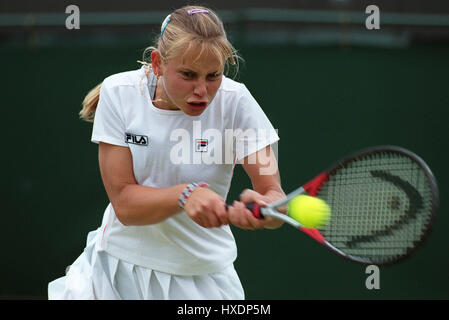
left=2, top=39, right=448, bottom=299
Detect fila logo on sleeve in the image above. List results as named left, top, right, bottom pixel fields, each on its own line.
left=125, top=132, right=149, bottom=146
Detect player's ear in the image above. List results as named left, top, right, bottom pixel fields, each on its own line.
left=151, top=50, right=164, bottom=77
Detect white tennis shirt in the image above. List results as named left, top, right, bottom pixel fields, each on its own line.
left=91, top=66, right=279, bottom=275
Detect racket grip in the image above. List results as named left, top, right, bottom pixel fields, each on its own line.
left=225, top=202, right=264, bottom=219
left=245, top=202, right=264, bottom=219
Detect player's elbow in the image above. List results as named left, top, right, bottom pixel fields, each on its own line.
left=112, top=203, right=133, bottom=226
left=111, top=199, right=164, bottom=226
left=109, top=185, right=144, bottom=226
left=109, top=185, right=170, bottom=226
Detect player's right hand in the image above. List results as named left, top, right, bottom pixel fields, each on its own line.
left=184, top=187, right=229, bottom=228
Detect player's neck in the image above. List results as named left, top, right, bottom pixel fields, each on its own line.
left=153, top=79, right=179, bottom=110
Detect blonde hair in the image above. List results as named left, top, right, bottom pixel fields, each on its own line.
left=79, top=83, right=101, bottom=123
left=79, top=5, right=241, bottom=123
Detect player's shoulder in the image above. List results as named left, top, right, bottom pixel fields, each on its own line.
left=219, top=76, right=247, bottom=95
left=102, top=68, right=143, bottom=90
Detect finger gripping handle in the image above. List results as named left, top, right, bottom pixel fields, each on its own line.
left=225, top=202, right=264, bottom=219
left=246, top=202, right=264, bottom=219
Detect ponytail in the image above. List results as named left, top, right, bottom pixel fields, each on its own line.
left=79, top=83, right=102, bottom=123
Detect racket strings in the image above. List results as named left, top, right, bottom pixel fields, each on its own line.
left=318, top=151, right=434, bottom=263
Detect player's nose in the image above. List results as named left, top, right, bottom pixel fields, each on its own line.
left=193, top=79, right=207, bottom=97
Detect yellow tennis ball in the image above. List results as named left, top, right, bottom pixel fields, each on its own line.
left=288, top=195, right=331, bottom=228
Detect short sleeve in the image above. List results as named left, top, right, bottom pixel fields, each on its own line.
left=233, top=85, right=279, bottom=161
left=91, top=81, right=128, bottom=147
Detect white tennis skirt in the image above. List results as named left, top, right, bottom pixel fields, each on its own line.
left=48, top=229, right=244, bottom=300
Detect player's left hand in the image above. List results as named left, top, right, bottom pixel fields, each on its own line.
left=228, top=189, right=283, bottom=230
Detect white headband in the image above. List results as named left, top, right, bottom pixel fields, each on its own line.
left=160, top=9, right=211, bottom=39
left=160, top=14, right=171, bottom=39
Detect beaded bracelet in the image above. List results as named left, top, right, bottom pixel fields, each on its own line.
left=179, top=182, right=209, bottom=209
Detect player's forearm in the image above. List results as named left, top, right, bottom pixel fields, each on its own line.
left=263, top=187, right=286, bottom=205
left=112, top=184, right=188, bottom=226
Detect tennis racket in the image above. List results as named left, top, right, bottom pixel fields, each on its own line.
left=245, top=145, right=439, bottom=265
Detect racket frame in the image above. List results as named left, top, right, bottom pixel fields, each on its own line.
left=256, top=145, right=439, bottom=265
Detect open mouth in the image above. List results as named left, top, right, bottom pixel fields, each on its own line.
left=187, top=101, right=208, bottom=109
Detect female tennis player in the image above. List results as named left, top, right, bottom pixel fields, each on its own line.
left=48, top=5, right=285, bottom=300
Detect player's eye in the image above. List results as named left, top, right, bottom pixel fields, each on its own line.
left=207, top=72, right=221, bottom=80
left=181, top=71, right=194, bottom=78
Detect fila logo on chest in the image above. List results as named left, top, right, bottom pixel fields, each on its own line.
left=195, top=139, right=208, bottom=152
left=125, top=132, right=149, bottom=146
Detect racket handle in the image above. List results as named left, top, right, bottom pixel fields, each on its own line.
left=225, top=202, right=264, bottom=219
left=245, top=202, right=264, bottom=219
